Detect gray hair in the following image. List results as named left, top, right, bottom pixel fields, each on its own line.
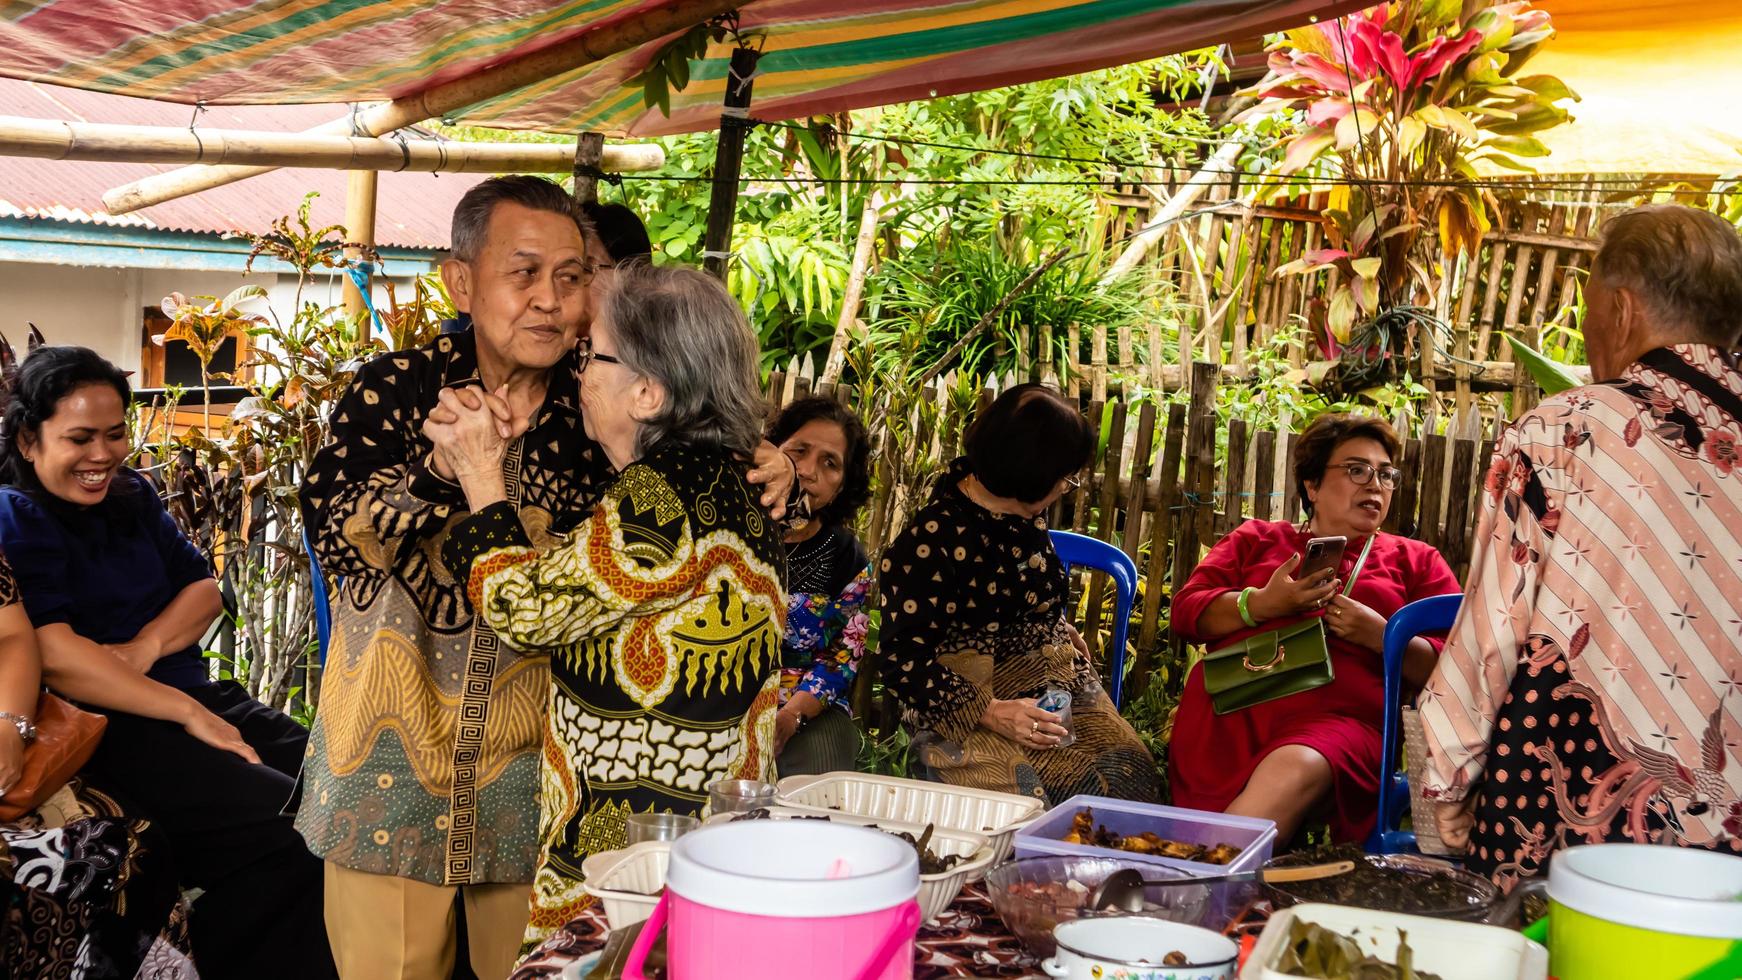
left=1593, top=204, right=1742, bottom=346
left=604, top=263, right=767, bottom=457
left=450, top=175, right=591, bottom=263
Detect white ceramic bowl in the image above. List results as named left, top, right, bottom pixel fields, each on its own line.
left=1043, top=915, right=1237, bottom=980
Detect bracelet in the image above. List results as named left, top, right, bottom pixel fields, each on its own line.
left=0, top=710, right=36, bottom=745
left=1237, top=587, right=1259, bottom=628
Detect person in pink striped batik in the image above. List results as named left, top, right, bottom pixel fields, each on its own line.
left=1419, top=203, right=1742, bottom=892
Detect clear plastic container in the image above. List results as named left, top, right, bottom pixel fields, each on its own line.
left=1016, top=796, right=1278, bottom=922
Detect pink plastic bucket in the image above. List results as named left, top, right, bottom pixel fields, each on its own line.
left=624, top=820, right=921, bottom=980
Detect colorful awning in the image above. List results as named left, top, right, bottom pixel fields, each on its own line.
left=0, top=0, right=1360, bottom=136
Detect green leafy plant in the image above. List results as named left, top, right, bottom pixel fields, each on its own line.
left=631, top=11, right=756, bottom=117
left=144, top=195, right=444, bottom=712
left=156, top=285, right=267, bottom=433
left=1506, top=334, right=1580, bottom=394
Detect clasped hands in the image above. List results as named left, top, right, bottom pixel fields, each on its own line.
left=423, top=385, right=526, bottom=484
left=420, top=384, right=799, bottom=517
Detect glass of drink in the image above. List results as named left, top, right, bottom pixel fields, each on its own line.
left=707, top=779, right=776, bottom=815
left=1037, top=686, right=1076, bottom=748
left=625, top=811, right=700, bottom=844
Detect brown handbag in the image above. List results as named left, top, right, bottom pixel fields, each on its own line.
left=0, top=691, right=107, bottom=821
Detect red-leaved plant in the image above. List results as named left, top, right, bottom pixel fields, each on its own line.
left=1251, top=0, right=1577, bottom=380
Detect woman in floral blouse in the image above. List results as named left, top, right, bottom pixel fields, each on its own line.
left=768, top=397, right=873, bottom=776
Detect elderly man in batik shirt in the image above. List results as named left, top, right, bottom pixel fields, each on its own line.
left=1419, top=204, right=1742, bottom=891
left=298, top=176, right=792, bottom=979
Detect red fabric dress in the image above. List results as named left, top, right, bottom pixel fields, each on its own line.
left=1167, top=520, right=1460, bottom=843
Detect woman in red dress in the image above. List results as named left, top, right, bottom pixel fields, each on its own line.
left=1168, top=414, right=1460, bottom=843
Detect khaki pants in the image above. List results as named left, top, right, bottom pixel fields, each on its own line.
left=324, top=862, right=532, bottom=980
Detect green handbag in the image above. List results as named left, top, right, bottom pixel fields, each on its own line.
left=1201, top=534, right=1376, bottom=716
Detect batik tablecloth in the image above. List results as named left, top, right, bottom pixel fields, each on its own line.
left=513, top=882, right=1272, bottom=979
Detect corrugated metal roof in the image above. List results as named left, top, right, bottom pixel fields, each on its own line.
left=0, top=78, right=484, bottom=251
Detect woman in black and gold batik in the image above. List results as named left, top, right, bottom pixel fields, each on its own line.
left=880, top=385, right=1160, bottom=806
left=429, top=264, right=783, bottom=953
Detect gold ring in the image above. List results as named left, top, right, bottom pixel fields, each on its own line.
left=1031, top=720, right=1039, bottom=733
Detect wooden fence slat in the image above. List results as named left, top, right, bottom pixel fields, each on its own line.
left=1172, top=365, right=1220, bottom=647
left=1119, top=401, right=1159, bottom=560
left=1417, top=433, right=1450, bottom=549
left=1476, top=239, right=1510, bottom=360
left=1253, top=429, right=1276, bottom=522
left=1444, top=435, right=1479, bottom=577
left=1133, top=404, right=1187, bottom=688
left=1499, top=206, right=1540, bottom=354
left=1257, top=218, right=1286, bottom=345
left=1221, top=418, right=1249, bottom=536
left=1071, top=400, right=1103, bottom=533
left=1390, top=436, right=1422, bottom=536
left=1082, top=402, right=1129, bottom=664
left=1091, top=326, right=1109, bottom=402
left=1280, top=432, right=1302, bottom=523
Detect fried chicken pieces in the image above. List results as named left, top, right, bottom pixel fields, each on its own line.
left=1060, top=807, right=1242, bottom=866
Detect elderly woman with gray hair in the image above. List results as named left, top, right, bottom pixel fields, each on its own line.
left=427, top=263, right=784, bottom=949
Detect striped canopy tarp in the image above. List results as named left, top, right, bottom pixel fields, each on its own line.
left=0, top=0, right=1358, bottom=137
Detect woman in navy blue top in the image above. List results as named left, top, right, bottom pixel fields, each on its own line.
left=0, top=346, right=335, bottom=980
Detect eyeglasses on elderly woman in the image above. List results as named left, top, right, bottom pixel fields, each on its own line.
left=575, top=334, right=623, bottom=373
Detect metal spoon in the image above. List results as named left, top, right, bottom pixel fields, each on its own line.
left=1088, top=860, right=1357, bottom=912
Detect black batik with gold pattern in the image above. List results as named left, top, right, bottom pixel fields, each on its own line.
left=296, top=331, right=614, bottom=886
left=444, top=441, right=786, bottom=947
left=879, top=458, right=1160, bottom=805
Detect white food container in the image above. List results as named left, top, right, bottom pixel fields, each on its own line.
left=775, top=771, right=1043, bottom=864
left=703, top=805, right=995, bottom=921
left=581, top=840, right=671, bottom=929
left=1242, top=902, right=1548, bottom=980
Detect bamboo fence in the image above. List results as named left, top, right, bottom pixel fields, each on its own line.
left=987, top=178, right=1642, bottom=424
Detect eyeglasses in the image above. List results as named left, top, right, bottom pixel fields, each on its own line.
left=1337, top=461, right=1403, bottom=490
left=1063, top=475, right=1083, bottom=493
left=576, top=335, right=623, bottom=373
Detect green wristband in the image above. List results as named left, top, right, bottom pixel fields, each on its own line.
left=1237, top=587, right=1259, bottom=628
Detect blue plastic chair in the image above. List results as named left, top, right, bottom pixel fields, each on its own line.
left=1367, top=593, right=1462, bottom=854
left=304, top=527, right=336, bottom=666
left=1049, top=530, right=1137, bottom=708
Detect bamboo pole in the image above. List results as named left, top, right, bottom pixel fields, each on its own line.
left=702, top=47, right=760, bottom=282
left=1101, top=138, right=1245, bottom=284
left=0, top=114, right=666, bottom=194
left=98, top=0, right=735, bottom=214
left=821, top=196, right=883, bottom=385
left=342, top=170, right=378, bottom=325
left=570, top=132, right=607, bottom=205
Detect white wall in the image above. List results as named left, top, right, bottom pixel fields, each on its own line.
left=0, top=260, right=426, bottom=376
